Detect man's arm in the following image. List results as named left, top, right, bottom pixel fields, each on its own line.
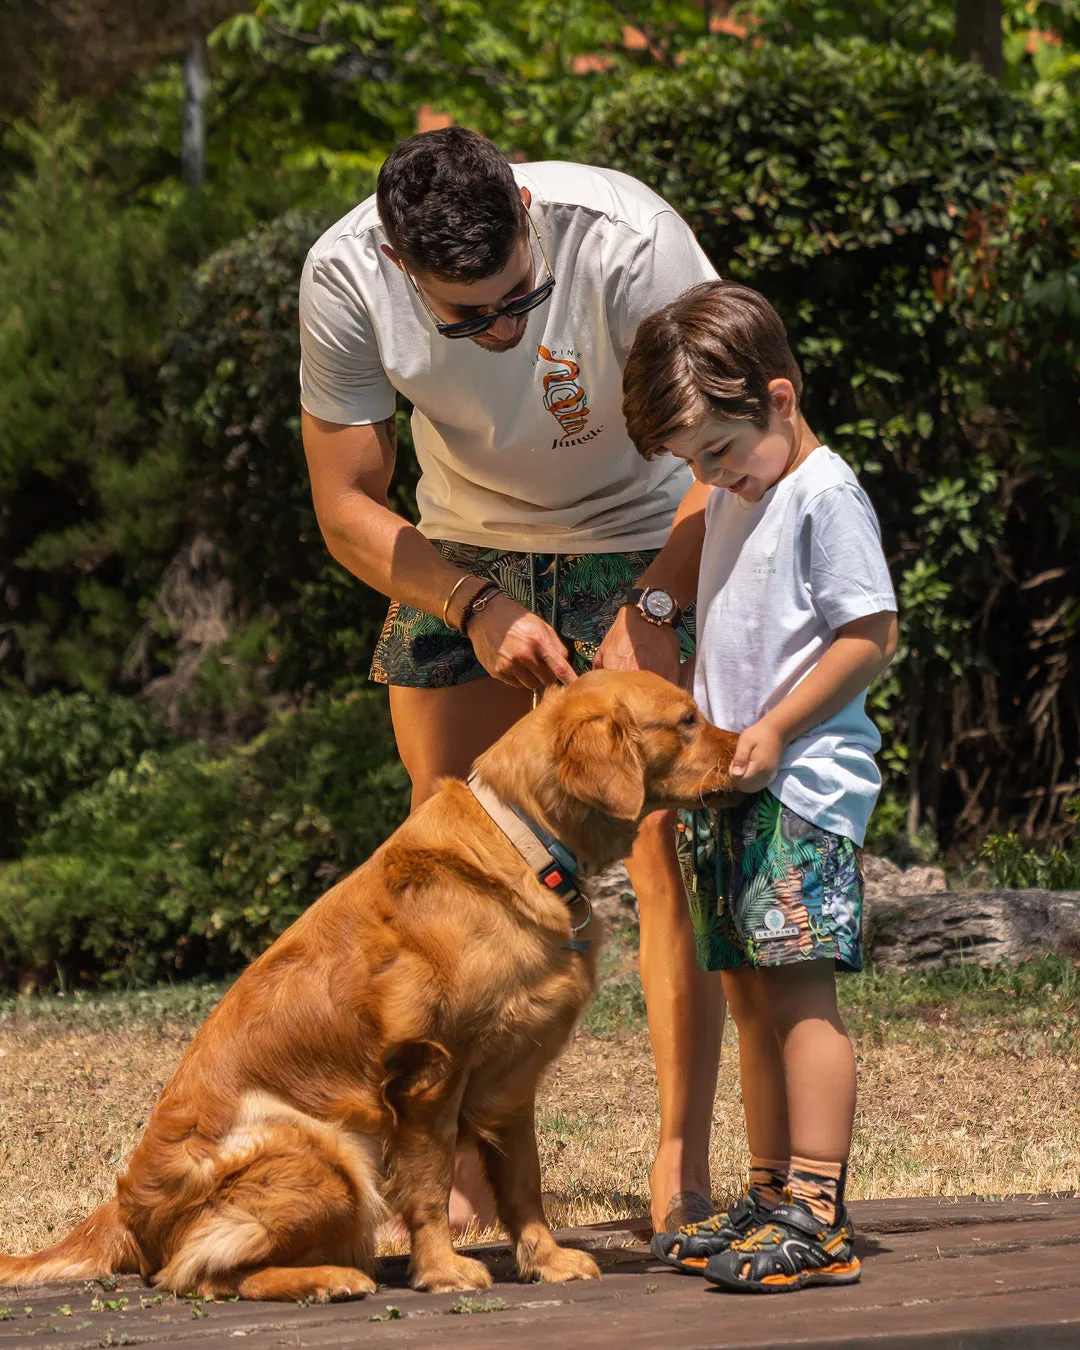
left=302, top=410, right=576, bottom=688
left=592, top=478, right=710, bottom=683
left=303, top=409, right=464, bottom=614
left=730, top=610, right=899, bottom=791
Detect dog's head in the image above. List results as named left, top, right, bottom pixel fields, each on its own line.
left=546, top=670, right=740, bottom=822
left=476, top=670, right=741, bottom=872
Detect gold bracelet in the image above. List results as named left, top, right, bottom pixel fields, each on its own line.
left=442, top=573, right=480, bottom=631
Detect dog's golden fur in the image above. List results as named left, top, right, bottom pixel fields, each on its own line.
left=0, top=671, right=737, bottom=1302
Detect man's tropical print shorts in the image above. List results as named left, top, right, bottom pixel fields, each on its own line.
left=370, top=540, right=695, bottom=686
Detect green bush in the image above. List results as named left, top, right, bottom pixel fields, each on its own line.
left=0, top=101, right=181, bottom=693
left=581, top=40, right=1078, bottom=846
left=0, top=691, right=169, bottom=858
left=158, top=209, right=419, bottom=702
left=0, top=91, right=362, bottom=705
left=979, top=800, right=1080, bottom=889
left=0, top=691, right=409, bottom=991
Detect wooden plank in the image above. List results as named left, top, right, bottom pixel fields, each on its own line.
left=39, top=1244, right=1078, bottom=1350
left=464, top=1194, right=1080, bottom=1253
left=846, top=1193, right=1080, bottom=1233
left=257, top=1270, right=1080, bottom=1350
left=2, top=1199, right=1078, bottom=1349
left=853, top=1214, right=1080, bottom=1263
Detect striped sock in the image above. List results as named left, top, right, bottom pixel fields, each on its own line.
left=748, top=1156, right=789, bottom=1209
left=786, top=1155, right=847, bottom=1226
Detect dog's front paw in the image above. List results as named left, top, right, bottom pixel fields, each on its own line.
left=521, top=1244, right=601, bottom=1285
left=412, top=1253, right=494, bottom=1294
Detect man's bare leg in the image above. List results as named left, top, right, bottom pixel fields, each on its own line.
left=389, top=677, right=533, bottom=1232
left=390, top=677, right=533, bottom=813
left=625, top=812, right=726, bottom=1232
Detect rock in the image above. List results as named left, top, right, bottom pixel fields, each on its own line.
left=587, top=855, right=952, bottom=931
left=586, top=863, right=638, bottom=927
left=862, top=854, right=948, bottom=900
left=865, top=889, right=1080, bottom=970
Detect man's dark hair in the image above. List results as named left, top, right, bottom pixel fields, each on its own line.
left=376, top=128, right=527, bottom=283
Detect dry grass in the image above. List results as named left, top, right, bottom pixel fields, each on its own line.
left=1, top=937, right=1077, bottom=1256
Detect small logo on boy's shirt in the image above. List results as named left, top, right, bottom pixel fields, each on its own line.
left=537, top=344, right=604, bottom=448
left=752, top=551, right=778, bottom=580
left=752, top=906, right=799, bottom=941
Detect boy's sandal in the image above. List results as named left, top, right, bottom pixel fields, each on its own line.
left=650, top=1191, right=772, bottom=1275
left=703, top=1202, right=861, bottom=1294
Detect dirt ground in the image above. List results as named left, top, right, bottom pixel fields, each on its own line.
left=1, top=937, right=1077, bottom=1255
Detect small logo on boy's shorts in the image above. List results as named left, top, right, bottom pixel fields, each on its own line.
left=753, top=907, right=799, bottom=941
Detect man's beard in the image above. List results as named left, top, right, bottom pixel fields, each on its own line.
left=470, top=318, right=528, bottom=354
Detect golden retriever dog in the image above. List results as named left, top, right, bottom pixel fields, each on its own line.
left=0, top=670, right=737, bottom=1302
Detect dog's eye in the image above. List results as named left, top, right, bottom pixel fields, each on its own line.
left=679, top=711, right=697, bottom=728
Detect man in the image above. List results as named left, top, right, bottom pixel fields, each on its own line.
left=299, top=126, right=722, bottom=1233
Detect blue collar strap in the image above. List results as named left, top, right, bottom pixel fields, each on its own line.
left=466, top=773, right=591, bottom=954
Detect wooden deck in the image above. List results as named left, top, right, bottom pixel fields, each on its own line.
left=2, top=1195, right=1077, bottom=1348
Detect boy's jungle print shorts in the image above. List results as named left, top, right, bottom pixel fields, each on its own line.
left=370, top=540, right=696, bottom=687
left=675, top=789, right=864, bottom=973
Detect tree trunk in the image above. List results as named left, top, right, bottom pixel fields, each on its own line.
left=182, top=35, right=207, bottom=190
left=956, top=0, right=1003, bottom=79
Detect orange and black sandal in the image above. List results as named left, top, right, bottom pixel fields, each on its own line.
left=650, top=1192, right=773, bottom=1275
left=703, top=1201, right=861, bottom=1293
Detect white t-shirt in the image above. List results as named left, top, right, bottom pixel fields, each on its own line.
left=694, top=447, right=897, bottom=845
left=299, top=162, right=717, bottom=551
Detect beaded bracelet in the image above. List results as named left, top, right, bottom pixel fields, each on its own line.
left=460, top=582, right=503, bottom=637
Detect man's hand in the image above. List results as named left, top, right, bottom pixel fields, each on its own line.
left=593, top=605, right=681, bottom=684
left=468, top=594, right=578, bottom=690
left=730, top=718, right=785, bottom=793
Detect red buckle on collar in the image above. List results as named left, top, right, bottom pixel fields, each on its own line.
left=543, top=868, right=564, bottom=888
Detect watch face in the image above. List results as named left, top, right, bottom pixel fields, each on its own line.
left=643, top=590, right=676, bottom=621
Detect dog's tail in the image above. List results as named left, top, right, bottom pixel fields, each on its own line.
left=0, top=1199, right=140, bottom=1286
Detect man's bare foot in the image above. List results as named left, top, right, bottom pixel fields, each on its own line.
left=377, top=1144, right=499, bottom=1246
left=447, top=1147, right=499, bottom=1234
left=649, top=1141, right=712, bottom=1233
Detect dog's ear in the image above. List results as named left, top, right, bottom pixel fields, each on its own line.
left=555, top=708, right=645, bottom=821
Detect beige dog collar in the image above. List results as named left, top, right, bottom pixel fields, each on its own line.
left=466, top=773, right=591, bottom=953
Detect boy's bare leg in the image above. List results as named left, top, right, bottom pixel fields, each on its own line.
left=389, top=678, right=534, bottom=1233
left=721, top=969, right=790, bottom=1163
left=625, top=813, right=726, bottom=1231
left=761, top=963, right=856, bottom=1162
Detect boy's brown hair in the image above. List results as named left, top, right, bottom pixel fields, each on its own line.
left=622, top=280, right=803, bottom=459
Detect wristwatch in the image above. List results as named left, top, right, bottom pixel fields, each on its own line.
left=624, top=586, right=682, bottom=628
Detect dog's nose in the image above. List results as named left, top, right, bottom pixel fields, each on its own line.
left=703, top=726, right=740, bottom=783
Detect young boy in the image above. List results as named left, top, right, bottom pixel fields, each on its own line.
left=621, top=280, right=897, bottom=1293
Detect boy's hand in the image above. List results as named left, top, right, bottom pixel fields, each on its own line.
left=730, top=718, right=785, bottom=793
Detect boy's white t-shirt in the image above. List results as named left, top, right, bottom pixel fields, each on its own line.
left=694, top=447, right=897, bottom=845
left=299, top=162, right=717, bottom=551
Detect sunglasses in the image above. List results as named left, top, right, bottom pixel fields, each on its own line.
left=404, top=210, right=555, bottom=340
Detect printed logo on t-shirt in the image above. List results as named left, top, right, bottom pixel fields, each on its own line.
left=752, top=551, right=778, bottom=579
left=537, top=344, right=605, bottom=449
